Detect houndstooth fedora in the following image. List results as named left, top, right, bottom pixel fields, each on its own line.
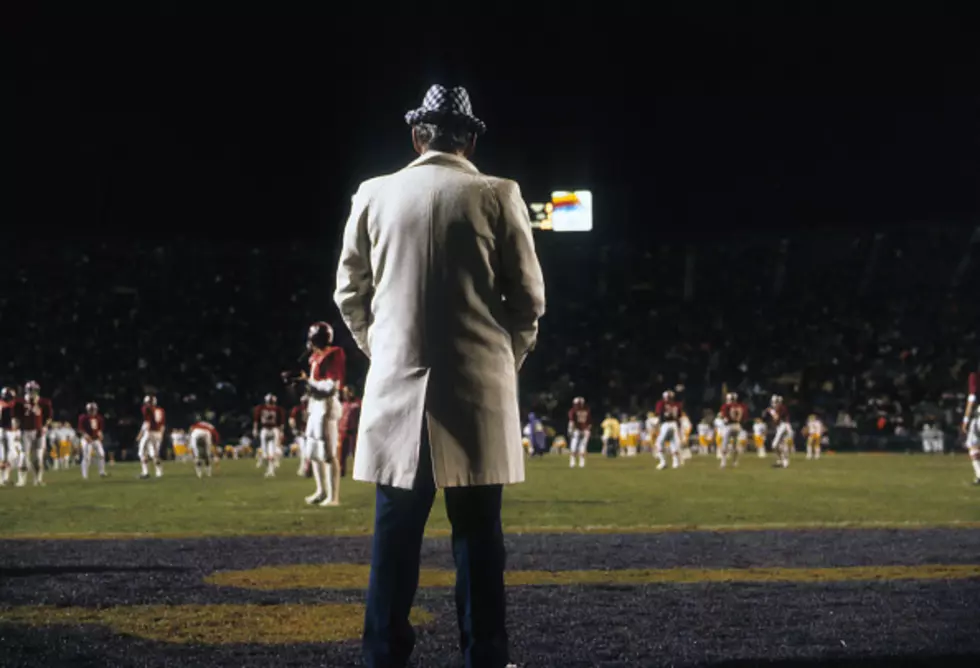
left=405, top=84, right=486, bottom=135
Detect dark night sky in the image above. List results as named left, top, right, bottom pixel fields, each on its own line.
left=11, top=16, right=979, bottom=243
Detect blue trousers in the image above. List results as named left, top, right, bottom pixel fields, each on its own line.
left=362, top=426, right=510, bottom=668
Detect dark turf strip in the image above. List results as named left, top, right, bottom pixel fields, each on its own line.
left=1, top=529, right=979, bottom=667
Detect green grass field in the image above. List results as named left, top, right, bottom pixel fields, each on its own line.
left=1, top=453, right=978, bottom=538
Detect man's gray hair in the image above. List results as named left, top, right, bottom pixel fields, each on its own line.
left=413, top=122, right=475, bottom=153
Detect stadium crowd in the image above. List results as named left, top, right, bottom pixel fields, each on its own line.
left=1, top=225, right=976, bottom=457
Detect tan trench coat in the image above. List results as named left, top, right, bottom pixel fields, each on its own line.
left=334, top=151, right=546, bottom=489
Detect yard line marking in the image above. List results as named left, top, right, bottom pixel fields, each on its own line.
left=205, top=563, right=980, bottom=591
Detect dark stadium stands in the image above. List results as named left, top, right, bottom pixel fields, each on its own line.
left=2, top=224, right=976, bottom=456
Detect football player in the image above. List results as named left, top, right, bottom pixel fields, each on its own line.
left=287, top=321, right=346, bottom=506
left=0, top=387, right=16, bottom=486
left=253, top=393, right=286, bottom=478
left=14, top=381, right=53, bottom=486
left=803, top=414, right=826, bottom=460
left=567, top=397, right=592, bottom=468
left=718, top=392, right=749, bottom=468
left=189, top=419, right=220, bottom=479
left=77, top=402, right=107, bottom=480
left=696, top=418, right=713, bottom=456
left=765, top=395, right=793, bottom=468
left=654, top=390, right=684, bottom=469
left=964, top=402, right=980, bottom=484
left=600, top=412, right=620, bottom=457
left=137, top=394, right=166, bottom=479
left=170, top=428, right=190, bottom=461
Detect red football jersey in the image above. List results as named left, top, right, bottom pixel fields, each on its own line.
left=190, top=421, right=220, bottom=443
left=16, top=397, right=53, bottom=431
left=310, top=346, right=346, bottom=387
left=0, top=399, right=14, bottom=430
left=719, top=402, right=749, bottom=425
left=655, top=400, right=683, bottom=421
left=253, top=404, right=286, bottom=429
left=290, top=404, right=308, bottom=432
left=78, top=413, right=105, bottom=439
left=568, top=405, right=592, bottom=430
left=142, top=404, right=166, bottom=431
left=766, top=404, right=790, bottom=424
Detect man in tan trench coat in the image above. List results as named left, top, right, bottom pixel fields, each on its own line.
left=334, top=84, right=545, bottom=668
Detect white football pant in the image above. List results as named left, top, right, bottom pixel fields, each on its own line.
left=19, top=430, right=45, bottom=483
left=569, top=429, right=590, bottom=455
left=81, top=439, right=106, bottom=478
left=720, top=424, right=743, bottom=466
left=190, top=428, right=213, bottom=477
left=305, top=399, right=341, bottom=502
left=139, top=432, right=162, bottom=461
left=772, top=423, right=793, bottom=465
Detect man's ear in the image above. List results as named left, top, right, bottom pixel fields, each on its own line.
left=411, top=127, right=425, bottom=155
left=463, top=133, right=477, bottom=158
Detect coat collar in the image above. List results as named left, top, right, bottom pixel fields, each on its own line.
left=405, top=150, right=480, bottom=175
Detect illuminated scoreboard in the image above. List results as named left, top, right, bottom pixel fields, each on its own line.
left=528, top=190, right=592, bottom=232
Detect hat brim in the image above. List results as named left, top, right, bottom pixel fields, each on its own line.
left=405, top=108, right=486, bottom=135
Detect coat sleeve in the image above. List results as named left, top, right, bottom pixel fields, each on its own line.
left=334, top=184, right=374, bottom=358
left=497, top=179, right=546, bottom=370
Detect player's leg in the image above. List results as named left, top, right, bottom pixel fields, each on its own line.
left=0, top=432, right=6, bottom=486
left=204, top=436, right=214, bottom=476
left=94, top=440, right=106, bottom=476
left=138, top=433, right=151, bottom=478
left=152, top=435, right=163, bottom=477
left=968, top=444, right=980, bottom=483
left=305, top=416, right=328, bottom=504
left=261, top=430, right=274, bottom=477
left=12, top=431, right=27, bottom=486
left=967, top=420, right=980, bottom=483
left=666, top=425, right=679, bottom=468
left=31, top=432, right=45, bottom=485
left=719, top=426, right=732, bottom=468
left=814, top=435, right=822, bottom=459
left=653, top=428, right=667, bottom=468
left=568, top=431, right=577, bottom=467
left=81, top=439, right=91, bottom=479
left=296, top=436, right=308, bottom=476
left=319, top=417, right=341, bottom=506
left=192, top=434, right=204, bottom=478
left=774, top=425, right=790, bottom=467
left=577, top=430, right=588, bottom=467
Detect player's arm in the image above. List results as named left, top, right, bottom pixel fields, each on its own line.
left=303, top=369, right=337, bottom=398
